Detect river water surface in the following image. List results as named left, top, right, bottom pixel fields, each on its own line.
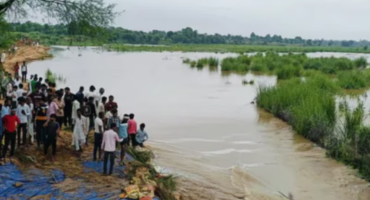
left=29, top=47, right=370, bottom=200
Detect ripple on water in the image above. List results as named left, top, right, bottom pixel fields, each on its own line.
left=201, top=148, right=257, bottom=156
left=156, top=138, right=224, bottom=143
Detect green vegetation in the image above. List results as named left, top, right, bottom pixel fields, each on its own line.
left=257, top=69, right=370, bottom=180
left=257, top=76, right=338, bottom=145
left=221, top=56, right=250, bottom=72
left=182, top=57, right=219, bottom=70
left=45, top=69, right=66, bottom=85
left=126, top=147, right=177, bottom=200
left=337, top=70, right=370, bottom=89
left=8, top=22, right=370, bottom=49
left=327, top=103, right=370, bottom=180
left=242, top=79, right=255, bottom=85
left=109, top=44, right=370, bottom=54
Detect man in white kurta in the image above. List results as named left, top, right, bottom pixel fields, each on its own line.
left=71, top=98, right=80, bottom=145
left=1, top=51, right=6, bottom=64
left=73, top=109, right=86, bottom=151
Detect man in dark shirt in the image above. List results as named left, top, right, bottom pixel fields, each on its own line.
left=35, top=98, right=48, bottom=149
left=36, top=77, right=43, bottom=89
left=64, top=87, right=74, bottom=127
left=44, top=114, right=60, bottom=162
left=75, top=86, right=84, bottom=105
left=84, top=97, right=97, bottom=145
left=29, top=86, right=45, bottom=105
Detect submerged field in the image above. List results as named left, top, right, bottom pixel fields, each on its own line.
left=184, top=52, right=370, bottom=90
left=182, top=51, right=370, bottom=181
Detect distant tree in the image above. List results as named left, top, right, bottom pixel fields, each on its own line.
left=306, top=39, right=312, bottom=46
left=0, top=0, right=117, bottom=35
left=364, top=46, right=368, bottom=51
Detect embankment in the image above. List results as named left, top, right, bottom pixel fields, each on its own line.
left=2, top=44, right=51, bottom=75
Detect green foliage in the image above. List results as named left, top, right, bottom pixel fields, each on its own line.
left=0, top=15, right=13, bottom=48
left=326, top=103, right=370, bottom=181
left=257, top=76, right=337, bottom=145
left=208, top=57, right=219, bottom=67
left=221, top=56, right=250, bottom=72
left=276, top=65, right=302, bottom=80
left=126, top=146, right=154, bottom=164
left=337, top=70, right=370, bottom=89
left=354, top=57, right=368, bottom=68
left=1, top=1, right=117, bottom=35
left=182, top=58, right=191, bottom=64
left=45, top=69, right=66, bottom=86
left=190, top=61, right=196, bottom=68
left=7, top=21, right=370, bottom=48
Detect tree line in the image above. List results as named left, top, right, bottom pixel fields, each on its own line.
left=6, top=21, right=370, bottom=48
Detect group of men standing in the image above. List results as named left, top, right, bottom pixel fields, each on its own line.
left=0, top=73, right=149, bottom=175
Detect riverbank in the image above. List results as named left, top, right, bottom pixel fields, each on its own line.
left=19, top=46, right=370, bottom=200
left=2, top=44, right=51, bottom=75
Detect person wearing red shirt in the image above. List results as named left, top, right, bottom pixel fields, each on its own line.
left=104, top=95, right=118, bottom=112
left=2, top=109, right=20, bottom=162
left=13, top=62, right=19, bottom=77
left=127, top=113, right=138, bottom=147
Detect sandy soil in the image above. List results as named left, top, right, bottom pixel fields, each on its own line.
left=2, top=44, right=51, bottom=75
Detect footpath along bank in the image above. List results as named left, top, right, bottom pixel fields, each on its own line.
left=0, top=44, right=180, bottom=200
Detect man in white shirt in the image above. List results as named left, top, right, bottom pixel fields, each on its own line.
left=13, top=76, right=21, bottom=88
left=93, top=112, right=104, bottom=161
left=97, top=96, right=107, bottom=115
left=101, top=122, right=123, bottom=175
left=16, top=97, right=31, bottom=146
left=21, top=61, right=27, bottom=82
left=1, top=51, right=6, bottom=64
left=71, top=97, right=80, bottom=131
left=95, top=88, right=105, bottom=111
left=84, top=85, right=96, bottom=100
left=16, top=83, right=26, bottom=100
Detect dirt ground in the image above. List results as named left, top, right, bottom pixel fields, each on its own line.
left=2, top=43, right=51, bottom=75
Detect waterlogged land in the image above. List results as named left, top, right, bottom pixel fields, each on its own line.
left=184, top=52, right=370, bottom=91
left=24, top=47, right=370, bottom=200
left=108, top=44, right=370, bottom=54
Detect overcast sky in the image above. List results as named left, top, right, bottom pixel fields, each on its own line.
left=101, top=0, right=370, bottom=41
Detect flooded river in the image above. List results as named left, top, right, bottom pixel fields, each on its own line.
left=29, top=47, right=370, bottom=200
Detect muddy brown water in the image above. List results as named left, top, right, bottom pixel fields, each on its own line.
left=29, top=47, right=370, bottom=200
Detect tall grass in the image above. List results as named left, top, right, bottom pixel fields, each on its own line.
left=258, top=75, right=370, bottom=180
left=326, top=103, right=370, bottom=180
left=221, top=56, right=250, bottom=72
left=276, top=65, right=302, bottom=80
left=337, top=70, right=370, bottom=89
left=257, top=75, right=338, bottom=145
left=354, top=57, right=368, bottom=68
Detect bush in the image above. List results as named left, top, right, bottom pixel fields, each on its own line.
left=337, top=70, right=370, bottom=89
left=221, top=57, right=249, bottom=72
left=354, top=57, right=368, bottom=68
left=276, top=65, right=302, bottom=80
left=257, top=77, right=336, bottom=145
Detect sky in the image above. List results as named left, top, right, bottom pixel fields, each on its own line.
left=102, top=0, right=370, bottom=41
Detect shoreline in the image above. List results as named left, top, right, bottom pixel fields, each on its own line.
left=2, top=44, right=51, bottom=75
left=0, top=44, right=182, bottom=200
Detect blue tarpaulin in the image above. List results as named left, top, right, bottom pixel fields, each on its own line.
left=0, top=152, right=160, bottom=200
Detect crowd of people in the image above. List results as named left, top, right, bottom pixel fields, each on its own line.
left=0, top=70, right=149, bottom=175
